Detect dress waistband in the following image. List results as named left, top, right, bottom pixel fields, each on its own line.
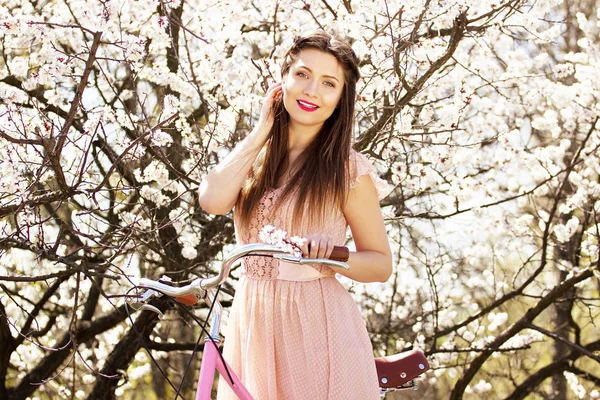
left=277, top=261, right=323, bottom=281
left=276, top=261, right=325, bottom=281
left=240, top=259, right=336, bottom=281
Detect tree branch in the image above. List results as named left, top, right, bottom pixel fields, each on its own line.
left=54, top=31, right=102, bottom=158
left=0, top=191, right=75, bottom=218
left=431, top=118, right=599, bottom=341
left=527, top=323, right=600, bottom=363
left=319, top=0, right=337, bottom=19
left=356, top=12, right=468, bottom=150
left=16, top=275, right=72, bottom=347
left=0, top=302, right=16, bottom=398
left=0, top=129, right=43, bottom=146
left=87, top=306, right=165, bottom=399
left=505, top=339, right=600, bottom=400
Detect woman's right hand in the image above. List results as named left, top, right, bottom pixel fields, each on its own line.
left=255, top=81, right=283, bottom=140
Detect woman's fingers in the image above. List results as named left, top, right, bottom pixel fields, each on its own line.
left=266, top=81, right=283, bottom=96
left=264, top=82, right=283, bottom=105
left=258, top=81, right=283, bottom=128
left=309, top=239, right=319, bottom=258
left=300, top=239, right=309, bottom=258
left=323, top=239, right=334, bottom=259
left=303, top=234, right=335, bottom=259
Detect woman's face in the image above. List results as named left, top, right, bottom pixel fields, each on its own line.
left=282, top=48, right=345, bottom=132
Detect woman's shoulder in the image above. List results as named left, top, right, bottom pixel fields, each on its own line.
left=348, top=149, right=391, bottom=200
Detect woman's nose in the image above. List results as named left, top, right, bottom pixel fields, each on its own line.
left=302, top=80, right=318, bottom=97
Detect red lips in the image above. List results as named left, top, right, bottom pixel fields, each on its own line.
left=296, top=100, right=319, bottom=112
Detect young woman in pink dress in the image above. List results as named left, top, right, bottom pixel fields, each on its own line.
left=198, top=30, right=392, bottom=400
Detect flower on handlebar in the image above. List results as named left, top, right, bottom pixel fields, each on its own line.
left=259, top=225, right=306, bottom=256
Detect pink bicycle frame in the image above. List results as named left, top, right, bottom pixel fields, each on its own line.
left=196, top=338, right=253, bottom=400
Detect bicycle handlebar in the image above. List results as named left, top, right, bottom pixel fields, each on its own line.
left=131, top=243, right=350, bottom=309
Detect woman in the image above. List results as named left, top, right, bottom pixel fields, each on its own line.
left=199, top=30, right=392, bottom=400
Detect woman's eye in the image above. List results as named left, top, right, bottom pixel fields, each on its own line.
left=324, top=81, right=335, bottom=88
left=297, top=72, right=308, bottom=78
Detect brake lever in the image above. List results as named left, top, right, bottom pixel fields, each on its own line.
left=137, top=304, right=163, bottom=316
left=126, top=288, right=164, bottom=316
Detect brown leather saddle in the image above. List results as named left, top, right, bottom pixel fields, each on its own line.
left=375, top=349, right=430, bottom=391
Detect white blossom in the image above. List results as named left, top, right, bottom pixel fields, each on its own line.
left=565, top=371, right=588, bottom=399
left=259, top=225, right=306, bottom=255
left=149, top=129, right=173, bottom=147
left=554, top=216, right=581, bottom=243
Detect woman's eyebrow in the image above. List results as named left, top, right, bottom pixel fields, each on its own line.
left=296, top=66, right=340, bottom=83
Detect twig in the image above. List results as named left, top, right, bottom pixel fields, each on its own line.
left=49, top=31, right=103, bottom=194
left=0, top=270, right=73, bottom=282
left=527, top=323, right=600, bottom=363
left=54, top=31, right=102, bottom=158
left=319, top=0, right=337, bottom=19
left=0, top=128, right=43, bottom=146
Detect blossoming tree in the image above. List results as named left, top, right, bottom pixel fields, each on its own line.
left=0, top=0, right=598, bottom=399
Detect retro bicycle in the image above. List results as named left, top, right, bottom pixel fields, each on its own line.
left=128, top=243, right=430, bottom=399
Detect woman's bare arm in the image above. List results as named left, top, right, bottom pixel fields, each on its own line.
left=299, top=174, right=392, bottom=283
left=338, top=174, right=392, bottom=283
left=198, top=82, right=282, bottom=214
left=198, top=129, right=265, bottom=214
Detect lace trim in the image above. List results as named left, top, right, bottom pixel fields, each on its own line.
left=240, top=188, right=282, bottom=280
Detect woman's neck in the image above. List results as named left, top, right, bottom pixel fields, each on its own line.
left=277, top=121, right=323, bottom=188
left=287, top=122, right=321, bottom=158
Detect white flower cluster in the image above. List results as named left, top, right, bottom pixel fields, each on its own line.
left=553, top=215, right=581, bottom=243
left=486, top=312, right=508, bottom=332
left=564, top=371, right=589, bottom=399
left=465, top=379, right=492, bottom=394
left=258, top=225, right=306, bottom=256
left=148, top=129, right=173, bottom=148
left=169, top=207, right=200, bottom=260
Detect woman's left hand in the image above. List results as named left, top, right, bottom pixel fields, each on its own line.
left=300, top=234, right=335, bottom=259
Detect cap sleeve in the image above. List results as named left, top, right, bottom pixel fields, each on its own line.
left=349, top=150, right=391, bottom=200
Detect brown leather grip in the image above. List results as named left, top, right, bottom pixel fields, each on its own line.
left=329, top=246, right=349, bottom=262
left=174, top=294, right=198, bottom=306
left=375, top=349, right=430, bottom=388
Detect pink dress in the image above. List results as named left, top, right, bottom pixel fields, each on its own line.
left=216, top=150, right=389, bottom=400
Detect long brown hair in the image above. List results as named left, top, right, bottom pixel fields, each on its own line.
left=237, top=31, right=361, bottom=230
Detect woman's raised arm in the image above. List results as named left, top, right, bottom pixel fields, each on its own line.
left=198, top=82, right=282, bottom=214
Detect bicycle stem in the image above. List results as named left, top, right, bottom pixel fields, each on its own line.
left=204, top=287, right=222, bottom=341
